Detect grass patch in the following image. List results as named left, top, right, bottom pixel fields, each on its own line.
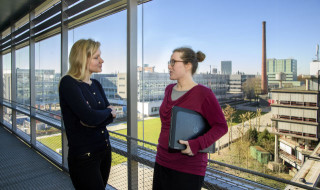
left=111, top=152, right=127, bottom=166
left=211, top=140, right=291, bottom=189
left=38, top=135, right=62, bottom=154
left=112, top=118, right=162, bottom=145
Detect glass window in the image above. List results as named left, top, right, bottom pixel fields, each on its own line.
left=136, top=0, right=320, bottom=189
left=68, top=10, right=128, bottom=190
left=35, top=35, right=61, bottom=116
left=16, top=112, right=30, bottom=137
left=16, top=46, right=30, bottom=106
left=69, top=10, right=127, bottom=123
left=36, top=120, right=62, bottom=156
left=3, top=106, right=12, bottom=128
left=3, top=53, right=12, bottom=129
left=3, top=53, right=11, bottom=101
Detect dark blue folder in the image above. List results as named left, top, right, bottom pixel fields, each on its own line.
left=169, top=106, right=215, bottom=153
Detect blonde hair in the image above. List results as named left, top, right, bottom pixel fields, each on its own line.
left=67, top=39, right=101, bottom=81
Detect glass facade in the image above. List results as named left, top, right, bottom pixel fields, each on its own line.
left=35, top=35, right=61, bottom=114
left=3, top=53, right=11, bottom=101
left=16, top=46, right=30, bottom=106
left=1, top=0, right=320, bottom=189
left=267, top=58, right=298, bottom=82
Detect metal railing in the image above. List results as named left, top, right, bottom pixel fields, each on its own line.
left=0, top=99, right=319, bottom=190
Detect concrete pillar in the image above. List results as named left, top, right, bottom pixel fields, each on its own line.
left=274, top=134, right=279, bottom=163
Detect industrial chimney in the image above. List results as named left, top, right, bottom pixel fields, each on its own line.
left=261, top=21, right=268, bottom=94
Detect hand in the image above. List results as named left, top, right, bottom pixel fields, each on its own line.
left=179, top=140, right=194, bottom=156
left=108, top=105, right=117, bottom=118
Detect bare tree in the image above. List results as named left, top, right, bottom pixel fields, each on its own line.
left=246, top=112, right=253, bottom=130
left=223, top=104, right=236, bottom=149
left=239, top=113, right=247, bottom=141
left=256, top=108, right=262, bottom=132
left=242, top=77, right=262, bottom=103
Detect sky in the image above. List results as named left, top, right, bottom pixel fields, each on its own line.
left=5, top=0, right=320, bottom=75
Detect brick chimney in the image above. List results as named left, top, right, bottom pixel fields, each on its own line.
left=261, top=21, right=268, bottom=94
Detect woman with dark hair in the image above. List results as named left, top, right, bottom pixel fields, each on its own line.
left=153, top=47, right=228, bottom=190
left=59, top=39, right=116, bottom=190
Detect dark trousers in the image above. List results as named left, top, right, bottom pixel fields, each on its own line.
left=152, top=162, right=204, bottom=190
left=68, top=143, right=112, bottom=190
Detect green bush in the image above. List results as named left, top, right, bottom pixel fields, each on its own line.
left=246, top=128, right=258, bottom=144
left=257, top=129, right=275, bottom=153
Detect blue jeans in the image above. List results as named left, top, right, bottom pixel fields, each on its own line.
left=68, top=142, right=112, bottom=190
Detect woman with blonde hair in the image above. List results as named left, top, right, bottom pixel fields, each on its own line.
left=59, top=39, right=116, bottom=190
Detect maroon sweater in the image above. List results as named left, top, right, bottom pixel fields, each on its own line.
left=156, top=84, right=228, bottom=176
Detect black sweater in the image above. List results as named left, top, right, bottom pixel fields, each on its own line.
left=59, top=75, right=113, bottom=156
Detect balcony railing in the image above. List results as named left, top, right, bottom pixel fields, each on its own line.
left=0, top=99, right=319, bottom=190
left=271, top=100, right=317, bottom=107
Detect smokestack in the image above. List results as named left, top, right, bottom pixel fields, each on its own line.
left=261, top=21, right=268, bottom=94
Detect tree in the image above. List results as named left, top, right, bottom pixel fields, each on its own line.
left=246, top=128, right=258, bottom=145
left=223, top=104, right=236, bottom=149
left=257, top=129, right=275, bottom=153
left=256, top=108, right=262, bottom=132
left=242, top=77, right=262, bottom=103
left=297, top=74, right=305, bottom=84
left=238, top=113, right=247, bottom=141
left=246, top=112, right=253, bottom=130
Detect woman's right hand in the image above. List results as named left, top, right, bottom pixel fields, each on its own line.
left=108, top=105, right=117, bottom=118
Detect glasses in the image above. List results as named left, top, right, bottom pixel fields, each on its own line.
left=168, top=59, right=184, bottom=67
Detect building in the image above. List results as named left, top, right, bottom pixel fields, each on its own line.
left=3, top=73, right=11, bottom=101
left=117, top=73, right=127, bottom=99
left=270, top=76, right=320, bottom=171
left=267, top=58, right=300, bottom=88
left=221, top=61, right=232, bottom=75
left=194, top=73, right=230, bottom=100
left=229, top=74, right=256, bottom=94
left=118, top=72, right=230, bottom=116
left=137, top=64, right=155, bottom=73
left=310, top=60, right=320, bottom=76
left=91, top=73, right=121, bottom=101
left=16, top=68, right=30, bottom=105
left=310, top=44, right=320, bottom=75
left=118, top=72, right=172, bottom=117
left=13, top=69, right=60, bottom=111
left=34, top=70, right=60, bottom=110
left=212, top=67, right=217, bottom=74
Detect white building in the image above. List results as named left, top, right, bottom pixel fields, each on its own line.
left=310, top=60, right=320, bottom=76
left=270, top=76, right=320, bottom=171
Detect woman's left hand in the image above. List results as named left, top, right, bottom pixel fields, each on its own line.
left=179, top=140, right=194, bottom=156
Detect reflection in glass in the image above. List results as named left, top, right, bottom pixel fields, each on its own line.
left=16, top=46, right=30, bottom=106
left=36, top=120, right=62, bottom=155
left=16, top=112, right=30, bottom=135
left=3, top=107, right=12, bottom=128
left=3, top=53, right=11, bottom=101
left=69, top=10, right=128, bottom=190
left=35, top=35, right=61, bottom=116
left=69, top=11, right=127, bottom=123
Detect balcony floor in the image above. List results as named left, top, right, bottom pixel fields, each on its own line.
left=0, top=125, right=74, bottom=190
